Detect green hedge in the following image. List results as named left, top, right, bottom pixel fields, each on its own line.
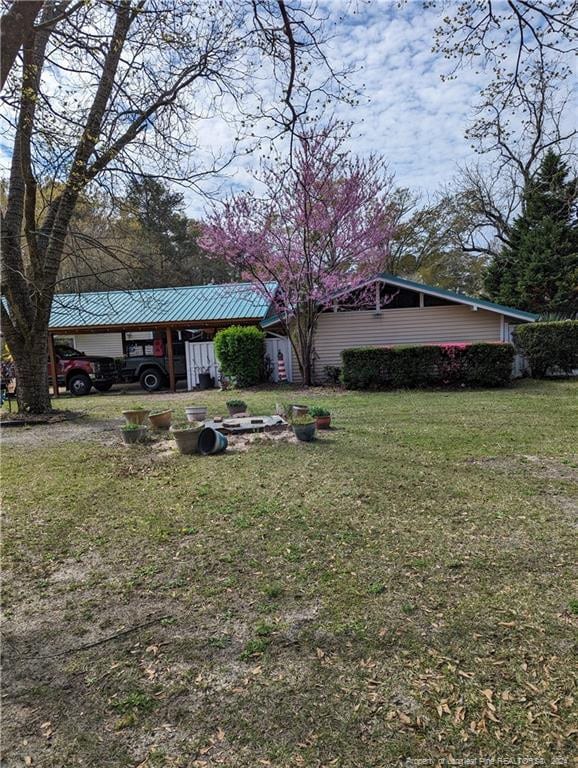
left=214, top=325, right=265, bottom=387
left=341, top=343, right=515, bottom=390
left=514, top=320, right=578, bottom=377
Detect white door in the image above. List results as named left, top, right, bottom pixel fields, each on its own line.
left=185, top=342, right=220, bottom=390
left=185, top=337, right=292, bottom=389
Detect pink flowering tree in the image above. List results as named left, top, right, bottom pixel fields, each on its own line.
left=202, top=126, right=395, bottom=384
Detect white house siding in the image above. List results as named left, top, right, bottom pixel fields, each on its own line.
left=72, top=332, right=124, bottom=358
left=290, top=304, right=503, bottom=382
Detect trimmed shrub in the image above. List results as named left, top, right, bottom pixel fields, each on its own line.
left=342, top=343, right=515, bottom=389
left=390, top=345, right=441, bottom=387
left=214, top=325, right=265, bottom=387
left=513, top=320, right=578, bottom=377
left=462, top=343, right=516, bottom=387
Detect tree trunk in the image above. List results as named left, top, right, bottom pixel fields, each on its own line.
left=0, top=0, right=43, bottom=90
left=301, top=357, right=313, bottom=386
left=291, top=310, right=317, bottom=386
left=10, top=331, right=52, bottom=414
left=297, top=331, right=315, bottom=385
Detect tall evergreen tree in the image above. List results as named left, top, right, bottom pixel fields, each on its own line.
left=485, top=151, right=578, bottom=316
left=124, top=177, right=231, bottom=288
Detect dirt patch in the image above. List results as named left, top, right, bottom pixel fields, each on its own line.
left=1, top=416, right=121, bottom=447
left=150, top=428, right=299, bottom=457
left=227, top=430, right=298, bottom=452
left=549, top=494, right=578, bottom=529
left=0, top=409, right=82, bottom=425
left=470, top=454, right=578, bottom=482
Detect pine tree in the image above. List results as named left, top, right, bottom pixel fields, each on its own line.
left=124, top=177, right=231, bottom=288
left=485, top=151, right=578, bottom=315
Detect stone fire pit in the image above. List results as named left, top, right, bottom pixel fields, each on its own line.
left=204, top=415, right=288, bottom=434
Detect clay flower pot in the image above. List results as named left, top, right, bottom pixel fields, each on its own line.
left=170, top=422, right=203, bottom=455
left=122, top=409, right=150, bottom=426
left=315, top=415, right=331, bottom=429
left=291, top=404, right=309, bottom=419
left=149, top=409, right=172, bottom=429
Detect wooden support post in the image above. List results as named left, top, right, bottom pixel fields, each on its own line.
left=48, top=333, right=60, bottom=398
left=166, top=327, right=176, bottom=392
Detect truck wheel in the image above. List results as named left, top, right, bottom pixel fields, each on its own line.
left=68, top=373, right=92, bottom=396
left=140, top=368, right=164, bottom=392
left=93, top=381, right=114, bottom=392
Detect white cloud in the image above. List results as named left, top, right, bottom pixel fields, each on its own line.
left=186, top=0, right=490, bottom=216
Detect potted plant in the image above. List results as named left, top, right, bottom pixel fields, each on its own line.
left=149, top=408, right=172, bottom=429
left=185, top=405, right=208, bottom=423
left=122, top=404, right=150, bottom=425
left=309, top=406, right=331, bottom=429
left=170, top=420, right=204, bottom=455
left=226, top=399, right=247, bottom=416
left=291, top=404, right=309, bottom=419
left=291, top=415, right=316, bottom=442
left=121, top=423, right=148, bottom=444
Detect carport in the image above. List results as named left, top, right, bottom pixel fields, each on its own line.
left=48, top=282, right=275, bottom=396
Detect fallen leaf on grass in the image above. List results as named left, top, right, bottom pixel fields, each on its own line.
left=453, top=706, right=466, bottom=724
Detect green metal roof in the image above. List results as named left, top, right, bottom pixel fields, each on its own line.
left=261, top=273, right=538, bottom=327
left=49, top=282, right=276, bottom=330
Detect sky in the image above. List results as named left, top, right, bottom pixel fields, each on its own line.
left=184, top=0, right=490, bottom=216
left=0, top=1, right=533, bottom=218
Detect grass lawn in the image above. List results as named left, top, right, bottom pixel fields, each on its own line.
left=2, top=380, right=577, bottom=767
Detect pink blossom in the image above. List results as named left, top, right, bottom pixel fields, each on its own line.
left=201, top=125, right=395, bottom=383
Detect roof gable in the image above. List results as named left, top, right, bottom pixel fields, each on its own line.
left=374, top=273, right=537, bottom=321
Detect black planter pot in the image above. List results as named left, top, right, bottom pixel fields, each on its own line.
left=198, top=372, right=213, bottom=390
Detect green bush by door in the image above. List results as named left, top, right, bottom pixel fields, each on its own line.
left=213, top=325, right=265, bottom=387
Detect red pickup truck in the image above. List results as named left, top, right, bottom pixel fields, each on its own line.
left=49, top=344, right=117, bottom=396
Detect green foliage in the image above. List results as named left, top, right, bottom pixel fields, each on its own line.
left=149, top=407, right=171, bottom=416
left=57, top=179, right=232, bottom=293
left=308, top=406, right=330, bottom=417
left=460, top=344, right=515, bottom=386
left=226, top=399, right=247, bottom=408
left=240, top=637, right=269, bottom=660
left=255, top=622, right=274, bottom=637
left=214, top=326, right=265, bottom=387
left=263, top=583, right=284, bottom=599
left=121, top=423, right=146, bottom=431
left=484, top=151, right=578, bottom=316
left=111, top=691, right=156, bottom=714
left=514, top=320, right=578, bottom=377
left=342, top=343, right=515, bottom=389
left=290, top=415, right=316, bottom=425
left=323, top=365, right=342, bottom=385
left=170, top=420, right=202, bottom=431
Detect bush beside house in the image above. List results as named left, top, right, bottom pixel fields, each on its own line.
left=342, top=343, right=515, bottom=390
left=514, top=320, right=578, bottom=377
left=214, top=325, right=266, bottom=387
